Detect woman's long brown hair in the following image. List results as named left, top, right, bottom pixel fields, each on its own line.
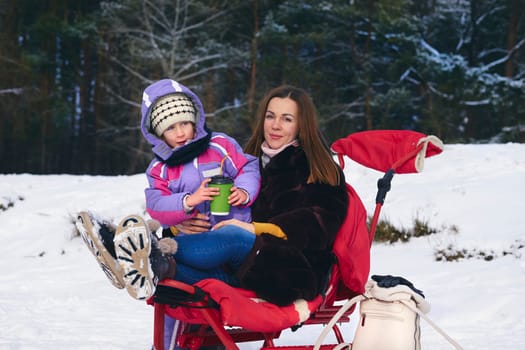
left=244, top=85, right=342, bottom=186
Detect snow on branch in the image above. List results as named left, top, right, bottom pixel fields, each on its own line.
left=0, top=88, right=23, bottom=95
left=481, top=39, right=525, bottom=72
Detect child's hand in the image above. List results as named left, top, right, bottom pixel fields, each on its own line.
left=228, top=187, right=248, bottom=206
left=186, top=178, right=220, bottom=207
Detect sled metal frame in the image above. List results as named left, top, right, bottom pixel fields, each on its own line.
left=150, top=171, right=397, bottom=350
left=150, top=174, right=395, bottom=350
left=153, top=278, right=358, bottom=350
left=151, top=164, right=408, bottom=349
left=147, top=131, right=443, bottom=349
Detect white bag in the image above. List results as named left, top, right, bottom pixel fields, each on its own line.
left=313, top=278, right=463, bottom=350
left=351, top=282, right=426, bottom=350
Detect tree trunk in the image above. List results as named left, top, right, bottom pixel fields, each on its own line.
left=248, top=0, right=259, bottom=118
left=505, top=0, right=523, bottom=78
left=365, top=0, right=375, bottom=130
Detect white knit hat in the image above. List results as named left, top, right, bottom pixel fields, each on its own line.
left=150, top=93, right=196, bottom=137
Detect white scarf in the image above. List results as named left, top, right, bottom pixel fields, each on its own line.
left=260, top=140, right=299, bottom=167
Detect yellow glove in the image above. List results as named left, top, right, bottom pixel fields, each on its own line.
left=169, top=226, right=179, bottom=236
left=252, top=222, right=287, bottom=240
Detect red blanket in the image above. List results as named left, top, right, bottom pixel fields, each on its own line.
left=160, top=278, right=324, bottom=332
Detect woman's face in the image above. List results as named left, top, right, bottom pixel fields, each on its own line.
left=263, top=97, right=299, bottom=149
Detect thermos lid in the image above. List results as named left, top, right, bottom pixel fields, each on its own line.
left=210, top=175, right=233, bottom=184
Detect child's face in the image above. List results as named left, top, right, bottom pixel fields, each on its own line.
left=162, top=121, right=195, bottom=148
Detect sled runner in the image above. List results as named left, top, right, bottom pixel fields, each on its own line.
left=149, top=130, right=444, bottom=350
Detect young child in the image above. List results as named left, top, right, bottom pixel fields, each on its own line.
left=141, top=79, right=261, bottom=349
left=76, top=79, right=260, bottom=291
left=76, top=79, right=260, bottom=349
left=141, top=79, right=260, bottom=234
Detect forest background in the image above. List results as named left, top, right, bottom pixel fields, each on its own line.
left=0, top=0, right=524, bottom=175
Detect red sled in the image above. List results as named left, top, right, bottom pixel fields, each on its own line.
left=149, top=130, right=444, bottom=350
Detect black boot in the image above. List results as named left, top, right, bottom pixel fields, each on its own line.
left=151, top=234, right=177, bottom=281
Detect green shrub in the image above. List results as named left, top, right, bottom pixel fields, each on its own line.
left=435, top=240, right=524, bottom=262
left=371, top=216, right=440, bottom=243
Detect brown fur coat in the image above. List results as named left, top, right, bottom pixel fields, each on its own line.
left=237, top=146, right=348, bottom=306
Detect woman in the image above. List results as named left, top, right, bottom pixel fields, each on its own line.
left=213, top=84, right=349, bottom=304
left=79, top=85, right=349, bottom=306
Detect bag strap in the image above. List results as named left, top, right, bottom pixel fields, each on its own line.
left=399, top=300, right=464, bottom=350
left=313, top=294, right=365, bottom=350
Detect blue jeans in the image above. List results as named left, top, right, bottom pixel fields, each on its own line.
left=172, top=225, right=255, bottom=286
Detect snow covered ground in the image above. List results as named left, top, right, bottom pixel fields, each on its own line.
left=0, top=143, right=524, bottom=349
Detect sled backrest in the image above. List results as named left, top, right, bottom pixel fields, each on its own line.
left=336, top=183, right=371, bottom=298
left=323, top=182, right=371, bottom=305
left=328, top=130, right=444, bottom=303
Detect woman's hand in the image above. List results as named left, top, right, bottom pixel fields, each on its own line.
left=213, top=218, right=255, bottom=233
left=176, top=212, right=212, bottom=234
left=228, top=187, right=248, bottom=206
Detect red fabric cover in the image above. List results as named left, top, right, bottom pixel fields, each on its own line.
left=330, top=130, right=443, bottom=299
left=163, top=278, right=324, bottom=332
left=332, top=183, right=370, bottom=300
left=331, top=130, right=442, bottom=174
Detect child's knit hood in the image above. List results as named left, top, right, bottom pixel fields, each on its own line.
left=141, top=79, right=211, bottom=165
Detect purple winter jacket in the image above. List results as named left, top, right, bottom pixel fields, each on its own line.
left=140, top=79, right=260, bottom=227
